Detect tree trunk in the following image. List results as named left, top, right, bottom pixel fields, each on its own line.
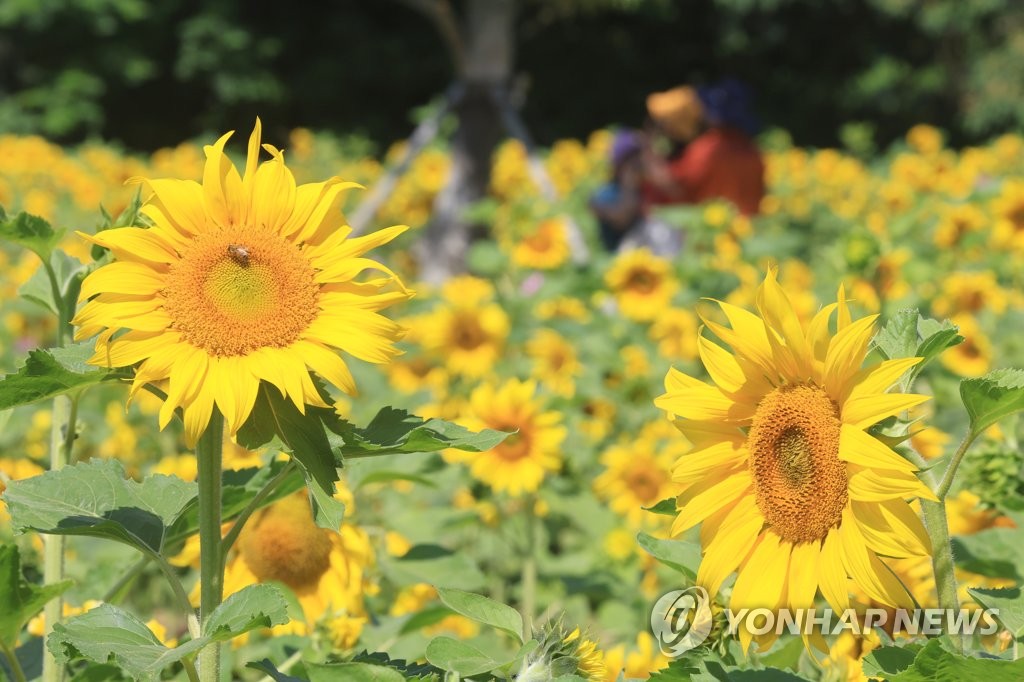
left=416, top=0, right=515, bottom=284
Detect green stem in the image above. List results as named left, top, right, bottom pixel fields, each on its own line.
left=935, top=431, right=978, bottom=501
left=42, top=394, right=77, bottom=682
left=182, top=658, right=201, bottom=682
left=520, top=497, right=537, bottom=641
left=102, top=556, right=151, bottom=604
left=921, top=499, right=962, bottom=652
left=219, top=460, right=297, bottom=562
left=1, top=640, right=28, bottom=682
left=196, top=410, right=225, bottom=682
left=149, top=551, right=201, bottom=640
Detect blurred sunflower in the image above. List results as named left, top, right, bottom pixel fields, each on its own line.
left=513, top=218, right=571, bottom=270
left=605, top=249, right=678, bottom=321
left=225, top=491, right=374, bottom=639
left=73, top=119, right=410, bottom=446
left=420, top=301, right=510, bottom=378
left=526, top=329, right=581, bottom=397
left=940, top=315, right=992, bottom=377
left=649, top=308, right=698, bottom=360
left=656, top=270, right=935, bottom=652
left=990, top=179, right=1024, bottom=252
left=933, top=203, right=986, bottom=249
left=449, top=379, right=565, bottom=496
left=594, top=441, right=677, bottom=530
left=602, top=632, right=669, bottom=682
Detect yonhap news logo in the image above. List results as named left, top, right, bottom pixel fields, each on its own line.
left=651, top=587, right=714, bottom=656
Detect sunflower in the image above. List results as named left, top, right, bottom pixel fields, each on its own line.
left=513, top=218, right=571, bottom=270
left=649, top=308, right=698, bottom=360
left=563, top=628, right=607, bottom=681
left=655, top=270, right=936, bottom=653
left=594, top=439, right=678, bottom=530
left=526, top=329, right=580, bottom=397
left=939, top=314, right=991, bottom=377
left=601, top=632, right=669, bottom=682
left=604, top=249, right=678, bottom=321
left=420, top=301, right=510, bottom=378
left=72, top=120, right=410, bottom=446
left=990, top=179, right=1024, bottom=252
left=449, top=379, right=565, bottom=496
left=224, top=491, right=374, bottom=639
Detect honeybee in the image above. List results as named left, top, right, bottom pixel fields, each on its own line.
left=227, top=244, right=250, bottom=266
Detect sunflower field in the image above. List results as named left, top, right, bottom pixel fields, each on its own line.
left=1, top=121, right=1024, bottom=682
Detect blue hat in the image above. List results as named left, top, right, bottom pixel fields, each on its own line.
left=697, top=79, right=761, bottom=136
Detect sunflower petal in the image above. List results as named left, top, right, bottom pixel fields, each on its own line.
left=843, top=393, right=930, bottom=429
left=838, top=423, right=917, bottom=472
left=697, top=497, right=764, bottom=598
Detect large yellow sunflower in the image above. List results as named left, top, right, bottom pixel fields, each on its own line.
left=73, top=120, right=410, bottom=445
left=654, top=271, right=936, bottom=652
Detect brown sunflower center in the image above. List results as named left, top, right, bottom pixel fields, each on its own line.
left=238, top=496, right=333, bottom=591
left=162, top=227, right=319, bottom=356
left=625, top=466, right=664, bottom=504
left=625, top=268, right=658, bottom=294
left=495, top=429, right=531, bottom=461
left=747, top=384, right=847, bottom=543
left=451, top=314, right=487, bottom=350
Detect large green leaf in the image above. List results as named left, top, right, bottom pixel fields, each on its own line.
left=0, top=545, right=73, bottom=649
left=874, top=308, right=920, bottom=361
left=637, top=532, right=700, bottom=579
left=0, top=342, right=126, bottom=409
left=307, top=662, right=406, bottom=682
left=0, top=211, right=64, bottom=260
left=49, top=589, right=287, bottom=682
left=236, top=383, right=342, bottom=529
left=204, top=584, right=289, bottom=639
left=437, top=587, right=524, bottom=643
left=861, top=644, right=921, bottom=679
left=873, top=310, right=963, bottom=390
left=961, top=369, right=1024, bottom=437
left=48, top=604, right=204, bottom=682
left=952, top=527, right=1024, bottom=581
left=887, top=638, right=1024, bottom=681
left=424, top=636, right=504, bottom=677
left=967, top=587, right=1024, bottom=638
left=4, top=459, right=197, bottom=555
left=332, top=406, right=509, bottom=459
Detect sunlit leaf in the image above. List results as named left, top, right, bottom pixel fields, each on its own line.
left=961, top=368, right=1024, bottom=437
left=0, top=545, right=72, bottom=649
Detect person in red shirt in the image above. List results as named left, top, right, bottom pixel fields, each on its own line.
left=644, top=80, right=766, bottom=216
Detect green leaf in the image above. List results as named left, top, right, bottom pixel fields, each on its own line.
left=332, top=407, right=509, bottom=459
left=307, top=662, right=406, bottom=682
left=4, top=459, right=197, bottom=555
left=349, top=651, right=442, bottom=680
left=887, top=638, right=1024, bottom=681
left=637, top=532, right=700, bottom=579
left=643, top=498, right=678, bottom=516
left=873, top=308, right=920, bottom=361
left=913, top=318, right=963, bottom=376
left=48, top=604, right=205, bottom=682
left=0, top=211, right=64, bottom=260
left=967, top=587, right=1024, bottom=638
left=437, top=587, right=524, bottom=643
left=424, top=636, right=502, bottom=676
left=0, top=342, right=125, bottom=409
left=861, top=645, right=920, bottom=679
left=18, top=250, right=87, bottom=317
left=204, top=584, right=290, bottom=640
left=398, top=604, right=455, bottom=635
left=0, top=545, right=73, bottom=648
left=245, top=659, right=305, bottom=682
left=952, top=527, right=1024, bottom=581
left=236, top=383, right=342, bottom=529
left=961, top=369, right=1024, bottom=437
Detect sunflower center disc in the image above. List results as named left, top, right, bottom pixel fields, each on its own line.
left=747, top=384, right=847, bottom=543
left=162, top=227, right=320, bottom=356
left=238, top=496, right=334, bottom=591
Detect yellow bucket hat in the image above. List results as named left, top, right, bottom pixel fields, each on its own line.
left=646, top=86, right=703, bottom=142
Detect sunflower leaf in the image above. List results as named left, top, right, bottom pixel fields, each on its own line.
left=3, top=459, right=197, bottom=556
left=424, top=636, right=505, bottom=677
left=966, top=587, right=1024, bottom=638
left=637, top=532, right=700, bottom=579
left=437, top=587, right=524, bottom=643
left=236, top=383, right=343, bottom=529
left=873, top=308, right=920, bottom=361
left=643, top=498, right=678, bottom=516
left=0, top=342, right=126, bottom=409
left=306, top=662, right=407, bottom=682
left=0, top=545, right=73, bottom=649
left=0, top=210, right=64, bottom=260
left=48, top=604, right=206, bottom=682
left=910, top=318, right=963, bottom=386
left=960, top=368, right=1024, bottom=438
left=329, top=406, right=509, bottom=459
left=884, top=638, right=1024, bottom=681
left=18, top=250, right=88, bottom=317
left=204, top=584, right=290, bottom=640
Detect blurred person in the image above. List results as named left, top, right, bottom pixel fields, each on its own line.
left=590, top=130, right=645, bottom=251
left=644, top=79, right=765, bottom=216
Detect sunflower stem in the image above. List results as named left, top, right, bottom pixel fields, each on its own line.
left=42, top=393, right=77, bottom=682
left=196, top=410, right=225, bottom=682
left=935, top=431, right=977, bottom=501
left=921, top=498, right=962, bottom=652
left=1, top=639, right=28, bottom=682
left=521, top=496, right=538, bottom=641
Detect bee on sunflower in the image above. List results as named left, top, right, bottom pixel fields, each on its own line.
left=655, top=270, right=935, bottom=652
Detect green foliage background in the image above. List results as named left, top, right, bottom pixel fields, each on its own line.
left=3, top=0, right=1024, bottom=150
